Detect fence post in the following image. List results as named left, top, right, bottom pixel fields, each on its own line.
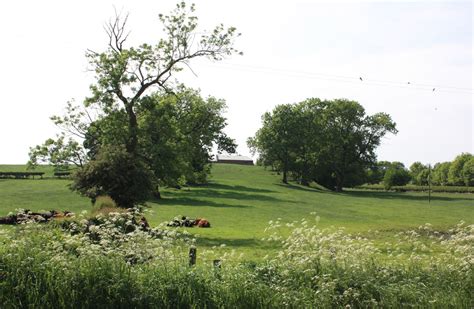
left=189, top=247, right=196, bottom=266
left=213, top=259, right=221, bottom=269
left=213, top=259, right=222, bottom=279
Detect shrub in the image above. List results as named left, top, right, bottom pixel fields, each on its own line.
left=355, top=184, right=474, bottom=193
left=383, top=167, right=411, bottom=189
left=71, top=146, right=155, bottom=208
left=462, top=157, right=474, bottom=186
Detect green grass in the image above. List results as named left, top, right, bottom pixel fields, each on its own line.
left=0, top=164, right=472, bottom=258
left=1, top=164, right=473, bottom=307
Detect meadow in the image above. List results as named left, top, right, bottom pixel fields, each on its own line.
left=0, top=164, right=473, bottom=308
left=0, top=163, right=473, bottom=258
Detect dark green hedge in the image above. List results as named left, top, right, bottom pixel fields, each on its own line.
left=355, top=184, right=474, bottom=193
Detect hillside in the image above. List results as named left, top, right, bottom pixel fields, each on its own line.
left=1, top=163, right=473, bottom=257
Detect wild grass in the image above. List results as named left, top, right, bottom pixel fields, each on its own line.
left=0, top=164, right=473, bottom=259
left=0, top=215, right=472, bottom=308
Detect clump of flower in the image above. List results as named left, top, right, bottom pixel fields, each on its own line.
left=260, top=214, right=474, bottom=307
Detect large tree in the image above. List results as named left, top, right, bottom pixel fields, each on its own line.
left=248, top=104, right=302, bottom=183
left=85, top=2, right=241, bottom=155
left=320, top=99, right=397, bottom=191
left=249, top=98, right=397, bottom=191
left=29, top=3, right=241, bottom=206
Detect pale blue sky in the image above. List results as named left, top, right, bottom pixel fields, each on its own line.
left=0, top=0, right=472, bottom=166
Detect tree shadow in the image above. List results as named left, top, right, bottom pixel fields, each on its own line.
left=276, top=183, right=324, bottom=193
left=194, top=182, right=276, bottom=194
left=341, top=190, right=474, bottom=203
left=150, top=196, right=251, bottom=208
left=196, top=236, right=275, bottom=249
left=190, top=188, right=292, bottom=203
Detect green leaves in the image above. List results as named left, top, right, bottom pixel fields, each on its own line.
left=250, top=98, right=398, bottom=190
left=28, top=133, right=86, bottom=170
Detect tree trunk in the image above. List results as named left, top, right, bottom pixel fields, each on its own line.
left=126, top=104, right=138, bottom=154
left=282, top=170, right=288, bottom=184
left=334, top=174, right=344, bottom=192
left=153, top=186, right=162, bottom=199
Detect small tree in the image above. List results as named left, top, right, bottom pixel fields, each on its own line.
left=432, top=162, right=451, bottom=186
left=409, top=162, right=429, bottom=185
left=461, top=157, right=474, bottom=186
left=448, top=153, right=473, bottom=185
left=71, top=146, right=154, bottom=208
left=383, top=167, right=411, bottom=190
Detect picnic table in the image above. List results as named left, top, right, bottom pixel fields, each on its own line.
left=0, top=172, right=45, bottom=179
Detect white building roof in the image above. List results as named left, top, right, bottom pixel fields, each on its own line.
left=216, top=154, right=253, bottom=161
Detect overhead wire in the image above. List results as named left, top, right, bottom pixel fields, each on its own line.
left=202, top=62, right=473, bottom=95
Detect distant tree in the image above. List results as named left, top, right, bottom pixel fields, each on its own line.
left=249, top=98, right=397, bottom=191
left=248, top=104, right=301, bottom=183
left=461, top=157, right=474, bottom=186
left=448, top=153, right=473, bottom=185
left=320, top=99, right=397, bottom=191
left=432, top=162, right=451, bottom=186
left=383, top=165, right=411, bottom=189
left=365, top=161, right=395, bottom=184
left=409, top=162, right=429, bottom=185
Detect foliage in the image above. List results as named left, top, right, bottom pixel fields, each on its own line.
left=70, top=146, right=154, bottom=208
left=28, top=2, right=241, bottom=206
left=84, top=2, right=241, bottom=155
left=365, top=161, right=394, bottom=184
left=249, top=98, right=397, bottom=191
left=383, top=165, right=411, bottom=189
left=139, top=88, right=236, bottom=186
left=356, top=183, right=474, bottom=193
left=448, top=153, right=473, bottom=185
left=0, top=217, right=472, bottom=308
left=409, top=161, right=429, bottom=185
left=462, top=157, right=474, bottom=186
left=28, top=134, right=86, bottom=170
left=432, top=161, right=451, bottom=186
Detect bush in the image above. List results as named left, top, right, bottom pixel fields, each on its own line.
left=383, top=167, right=411, bottom=189
left=355, top=183, right=474, bottom=193
left=71, top=146, right=155, bottom=208
left=93, top=195, right=117, bottom=209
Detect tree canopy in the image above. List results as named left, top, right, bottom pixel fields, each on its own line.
left=249, top=98, right=397, bottom=191
left=28, top=2, right=241, bottom=206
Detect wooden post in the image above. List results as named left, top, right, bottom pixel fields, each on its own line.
left=213, top=259, right=222, bottom=279
left=213, top=259, right=221, bottom=269
left=189, top=247, right=196, bottom=267
left=428, top=164, right=431, bottom=204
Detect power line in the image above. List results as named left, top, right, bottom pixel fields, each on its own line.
left=203, top=63, right=473, bottom=95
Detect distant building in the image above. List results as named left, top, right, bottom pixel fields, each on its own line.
left=215, top=154, right=254, bottom=165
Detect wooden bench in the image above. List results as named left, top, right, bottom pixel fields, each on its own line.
left=54, top=171, right=71, bottom=178
left=0, top=172, right=45, bottom=179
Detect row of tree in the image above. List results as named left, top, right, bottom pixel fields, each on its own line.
left=369, top=153, right=474, bottom=188
left=28, top=3, right=242, bottom=207
left=248, top=98, right=397, bottom=191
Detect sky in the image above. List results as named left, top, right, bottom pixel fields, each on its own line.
left=0, top=0, right=472, bottom=166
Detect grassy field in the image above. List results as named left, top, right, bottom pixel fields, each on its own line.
left=1, top=164, right=473, bottom=307
left=1, top=163, right=472, bottom=259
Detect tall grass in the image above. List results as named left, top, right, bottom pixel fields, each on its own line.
left=0, top=215, right=472, bottom=308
